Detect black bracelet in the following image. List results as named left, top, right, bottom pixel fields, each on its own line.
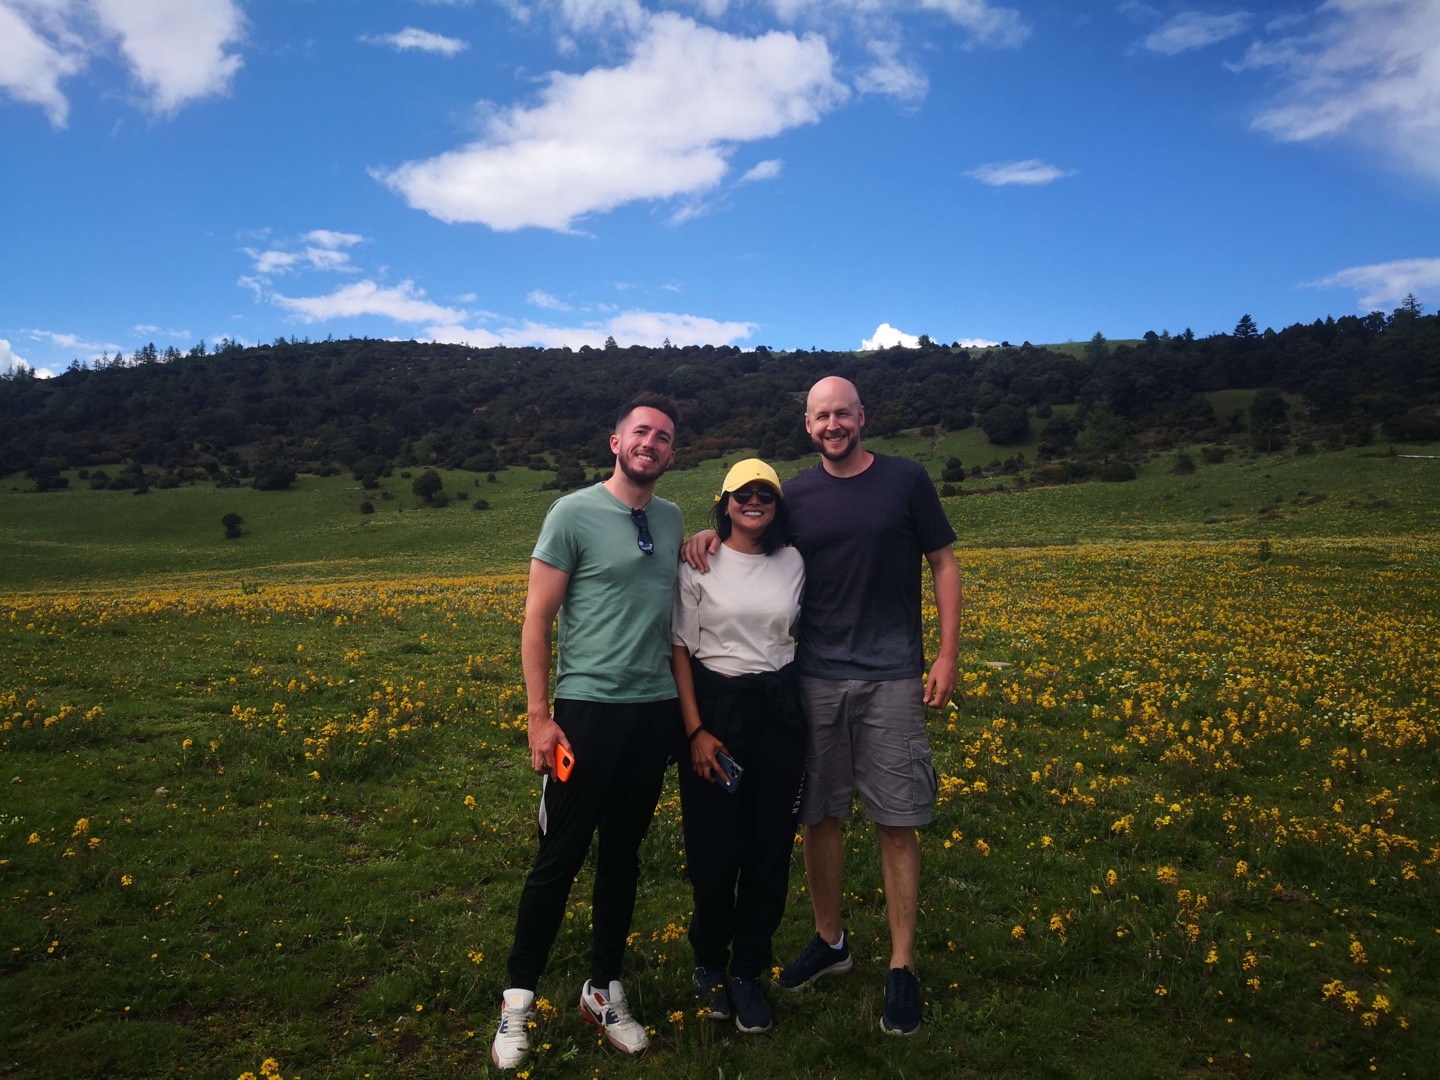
left=688, top=726, right=706, bottom=742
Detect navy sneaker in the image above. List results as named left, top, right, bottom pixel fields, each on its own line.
left=693, top=966, right=732, bottom=1020
left=729, top=976, right=773, bottom=1034
left=777, top=932, right=853, bottom=991
left=880, top=966, right=921, bottom=1036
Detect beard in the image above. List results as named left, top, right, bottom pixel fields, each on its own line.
left=618, top=451, right=669, bottom=485
left=812, top=428, right=859, bottom=462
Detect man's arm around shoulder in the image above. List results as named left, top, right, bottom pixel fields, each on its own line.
left=522, top=558, right=574, bottom=773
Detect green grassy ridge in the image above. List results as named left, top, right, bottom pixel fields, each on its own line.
left=3, top=443, right=1437, bottom=591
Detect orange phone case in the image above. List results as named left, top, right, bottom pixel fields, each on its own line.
left=554, top=744, right=575, bottom=781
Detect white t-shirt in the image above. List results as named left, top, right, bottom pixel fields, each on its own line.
left=670, top=545, right=805, bottom=677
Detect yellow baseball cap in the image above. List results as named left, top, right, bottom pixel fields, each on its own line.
left=721, top=458, right=782, bottom=495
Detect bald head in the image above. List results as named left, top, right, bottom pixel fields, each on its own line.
left=805, top=376, right=862, bottom=417
left=805, top=376, right=867, bottom=471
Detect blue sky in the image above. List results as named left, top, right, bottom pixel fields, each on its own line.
left=4, top=0, right=1439, bottom=376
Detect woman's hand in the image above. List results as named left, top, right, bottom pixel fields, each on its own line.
left=689, top=727, right=729, bottom=784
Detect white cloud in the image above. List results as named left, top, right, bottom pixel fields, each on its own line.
left=0, top=0, right=243, bottom=124
left=26, top=328, right=112, bottom=353
left=527, top=289, right=573, bottom=310
left=271, top=280, right=468, bottom=325
left=1, top=337, right=30, bottom=373
left=427, top=309, right=756, bottom=349
left=855, top=38, right=928, bottom=101
left=263, top=274, right=754, bottom=349
left=1306, top=257, right=1440, bottom=309
left=862, top=322, right=920, bottom=350
left=245, top=233, right=366, bottom=277
left=749, top=0, right=1027, bottom=48
left=606, top=309, right=754, bottom=345
left=304, top=230, right=364, bottom=248
left=966, top=158, right=1074, bottom=185
left=1235, top=0, right=1440, bottom=182
left=916, top=0, right=1029, bottom=48
left=531, top=0, right=648, bottom=33
left=739, top=158, right=784, bottom=183
left=247, top=249, right=301, bottom=275
left=857, top=324, right=998, bottom=349
left=0, top=2, right=84, bottom=127
left=1143, top=11, right=1249, bottom=55
left=361, top=28, right=468, bottom=56
left=91, top=0, right=245, bottom=114
left=302, top=247, right=357, bottom=272
left=376, top=13, right=847, bottom=231
left=131, top=324, right=191, bottom=339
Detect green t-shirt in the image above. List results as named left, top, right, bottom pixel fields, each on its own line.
left=532, top=483, right=683, bottom=702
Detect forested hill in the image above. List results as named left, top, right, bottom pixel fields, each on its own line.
left=2, top=307, right=1437, bottom=489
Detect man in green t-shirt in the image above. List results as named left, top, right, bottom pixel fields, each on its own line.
left=491, top=391, right=684, bottom=1071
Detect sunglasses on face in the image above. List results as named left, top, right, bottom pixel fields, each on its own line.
left=730, top=487, right=776, bottom=506
left=631, top=507, right=654, bottom=555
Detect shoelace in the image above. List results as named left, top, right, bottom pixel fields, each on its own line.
left=889, top=970, right=919, bottom=1009
left=800, top=936, right=836, bottom=965
left=602, top=996, right=635, bottom=1025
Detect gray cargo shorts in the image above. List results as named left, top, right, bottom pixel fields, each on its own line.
left=797, top=675, right=937, bottom=828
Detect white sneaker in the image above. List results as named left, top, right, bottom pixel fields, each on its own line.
left=578, top=979, right=649, bottom=1055
left=490, top=988, right=535, bottom=1070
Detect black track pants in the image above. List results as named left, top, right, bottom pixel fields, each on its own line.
left=505, top=697, right=679, bottom=991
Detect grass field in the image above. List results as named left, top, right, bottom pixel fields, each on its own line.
left=2, top=444, right=1438, bottom=1079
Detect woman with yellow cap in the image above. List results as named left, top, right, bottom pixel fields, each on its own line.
left=671, top=457, right=806, bottom=1036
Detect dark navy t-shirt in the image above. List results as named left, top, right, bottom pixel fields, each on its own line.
left=784, top=454, right=957, bottom=680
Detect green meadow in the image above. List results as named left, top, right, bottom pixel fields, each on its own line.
left=2, top=443, right=1438, bottom=1079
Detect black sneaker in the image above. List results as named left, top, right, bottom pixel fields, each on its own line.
left=777, top=932, right=853, bottom=991
left=729, top=976, right=773, bottom=1034
left=693, top=966, right=731, bottom=1020
left=880, top=966, right=921, bottom=1036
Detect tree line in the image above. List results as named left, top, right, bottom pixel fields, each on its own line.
left=2, top=303, right=1436, bottom=492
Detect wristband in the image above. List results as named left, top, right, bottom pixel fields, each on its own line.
left=688, top=726, right=706, bottom=742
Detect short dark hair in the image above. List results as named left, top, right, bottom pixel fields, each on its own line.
left=713, top=488, right=792, bottom=555
left=616, top=391, right=680, bottom=432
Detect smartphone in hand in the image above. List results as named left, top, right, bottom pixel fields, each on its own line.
left=714, top=751, right=743, bottom=793
left=554, top=743, right=575, bottom=782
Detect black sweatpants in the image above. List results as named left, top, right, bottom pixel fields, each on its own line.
left=505, top=697, right=679, bottom=992
left=679, top=666, right=806, bottom=980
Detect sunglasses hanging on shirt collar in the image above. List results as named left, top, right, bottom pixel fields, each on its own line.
left=631, top=507, right=654, bottom=554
